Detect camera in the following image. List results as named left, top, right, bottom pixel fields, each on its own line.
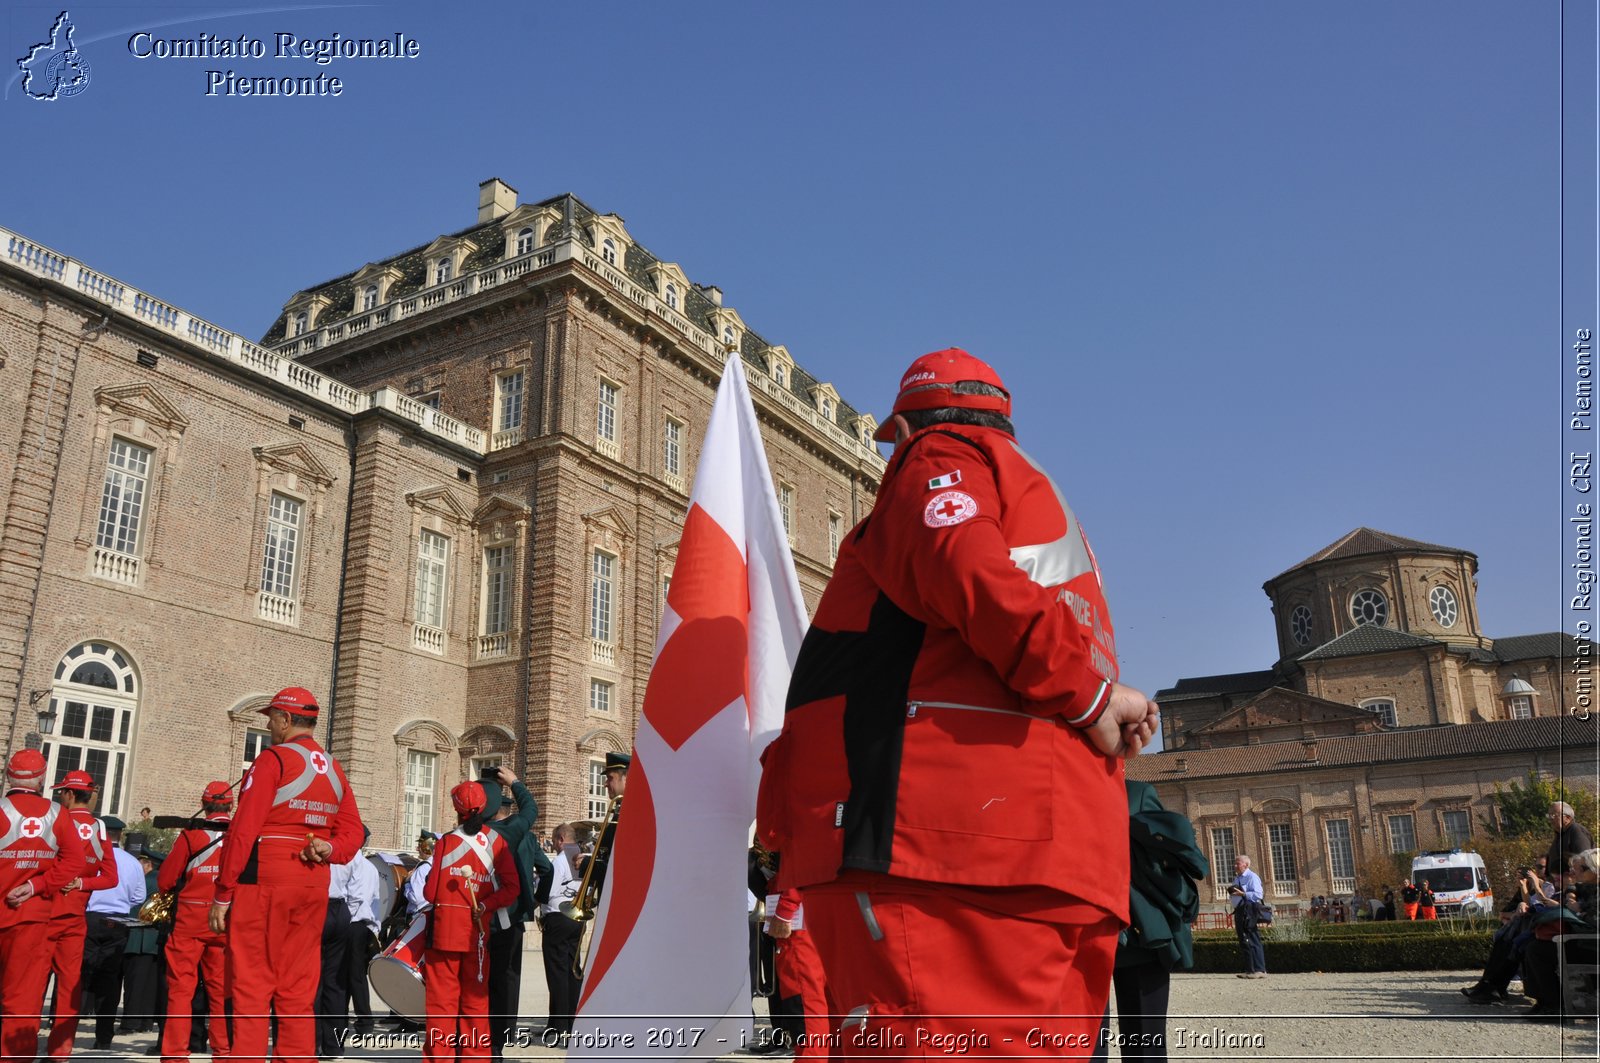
left=479, top=765, right=501, bottom=782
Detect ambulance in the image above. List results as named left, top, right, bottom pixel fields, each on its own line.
left=1410, top=849, right=1494, bottom=915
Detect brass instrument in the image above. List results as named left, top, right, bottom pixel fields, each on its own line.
left=563, top=794, right=621, bottom=977
left=140, top=774, right=243, bottom=925
left=137, top=888, right=178, bottom=925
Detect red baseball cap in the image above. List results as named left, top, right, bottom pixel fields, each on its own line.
left=451, top=781, right=487, bottom=818
left=874, top=348, right=1011, bottom=441
left=261, top=686, right=319, bottom=720
left=6, top=749, right=47, bottom=782
left=51, top=769, right=96, bottom=792
left=202, top=781, right=233, bottom=804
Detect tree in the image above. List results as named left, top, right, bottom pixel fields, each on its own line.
left=1481, top=770, right=1599, bottom=840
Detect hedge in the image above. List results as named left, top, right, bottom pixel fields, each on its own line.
left=1193, top=917, right=1498, bottom=944
left=1189, top=931, right=1493, bottom=973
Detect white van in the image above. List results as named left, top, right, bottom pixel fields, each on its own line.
left=1411, top=849, right=1494, bottom=916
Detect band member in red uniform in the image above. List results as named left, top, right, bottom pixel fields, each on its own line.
left=209, top=687, right=363, bottom=1063
left=1, top=749, right=86, bottom=1061
left=423, top=781, right=519, bottom=1062
left=758, top=349, right=1159, bottom=1054
left=41, top=770, right=120, bottom=1059
left=159, top=781, right=233, bottom=1063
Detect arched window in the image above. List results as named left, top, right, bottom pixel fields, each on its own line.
left=362, top=285, right=379, bottom=312
left=602, top=238, right=618, bottom=265
left=517, top=227, right=536, bottom=256
left=292, top=311, right=308, bottom=337
left=723, top=325, right=736, bottom=349
left=43, top=642, right=139, bottom=817
left=773, top=363, right=787, bottom=388
left=821, top=397, right=834, bottom=420
left=664, top=283, right=678, bottom=310
left=436, top=258, right=453, bottom=285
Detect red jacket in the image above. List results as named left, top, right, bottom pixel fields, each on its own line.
left=0, top=788, right=86, bottom=927
left=50, top=807, right=119, bottom=920
left=159, top=814, right=230, bottom=908
left=215, top=735, right=362, bottom=905
left=424, top=826, right=519, bottom=952
left=758, top=424, right=1129, bottom=919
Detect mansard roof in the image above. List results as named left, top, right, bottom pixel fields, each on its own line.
left=1298, top=625, right=1444, bottom=662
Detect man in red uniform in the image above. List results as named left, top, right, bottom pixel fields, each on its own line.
left=763, top=888, right=832, bottom=1057
left=159, top=781, right=233, bottom=1063
left=41, top=770, right=120, bottom=1059
left=758, top=349, right=1159, bottom=1056
left=209, top=687, right=363, bottom=1063
left=1, top=749, right=86, bottom=1061
left=423, top=781, right=519, bottom=1062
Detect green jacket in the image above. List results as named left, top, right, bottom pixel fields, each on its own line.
left=125, top=869, right=163, bottom=955
left=1118, top=780, right=1209, bottom=972
left=484, top=779, right=552, bottom=925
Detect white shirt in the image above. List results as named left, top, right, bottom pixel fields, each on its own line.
left=404, top=857, right=432, bottom=916
left=540, top=848, right=579, bottom=917
left=344, top=853, right=382, bottom=933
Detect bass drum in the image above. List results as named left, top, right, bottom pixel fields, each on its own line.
left=368, top=912, right=427, bottom=1022
left=367, top=853, right=397, bottom=926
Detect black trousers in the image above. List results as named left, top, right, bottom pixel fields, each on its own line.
left=120, top=951, right=164, bottom=1031
left=317, top=900, right=351, bottom=1056
left=1112, top=964, right=1171, bottom=1061
left=343, top=921, right=378, bottom=1025
left=82, top=912, right=130, bottom=1045
left=540, top=913, right=583, bottom=1034
left=487, top=922, right=524, bottom=1060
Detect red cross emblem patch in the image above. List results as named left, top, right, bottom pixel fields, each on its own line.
left=310, top=751, right=329, bottom=774
left=19, top=817, right=44, bottom=839
left=924, top=490, right=978, bottom=528
left=77, top=821, right=95, bottom=841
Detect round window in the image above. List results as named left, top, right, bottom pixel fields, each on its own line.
left=1350, top=588, right=1389, bottom=627
left=1290, top=605, right=1313, bottom=646
left=1429, top=585, right=1458, bottom=628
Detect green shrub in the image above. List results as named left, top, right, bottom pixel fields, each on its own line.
left=1189, top=930, right=1493, bottom=973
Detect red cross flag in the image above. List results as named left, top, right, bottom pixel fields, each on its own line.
left=572, top=354, right=810, bottom=1057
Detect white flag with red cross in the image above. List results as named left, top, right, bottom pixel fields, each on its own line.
left=571, top=354, right=810, bottom=1056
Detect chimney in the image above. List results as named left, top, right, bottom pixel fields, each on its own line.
left=1304, top=740, right=1319, bottom=762
left=703, top=285, right=723, bottom=307
left=1174, top=757, right=1188, bottom=774
left=478, top=178, right=518, bottom=223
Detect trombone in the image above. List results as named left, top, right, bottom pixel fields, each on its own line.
left=562, top=794, right=621, bottom=978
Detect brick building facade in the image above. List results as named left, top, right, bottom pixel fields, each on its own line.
left=0, top=179, right=884, bottom=847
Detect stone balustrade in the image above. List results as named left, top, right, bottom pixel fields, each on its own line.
left=413, top=624, right=445, bottom=654
left=256, top=591, right=299, bottom=627
left=477, top=633, right=509, bottom=659
left=91, top=547, right=140, bottom=586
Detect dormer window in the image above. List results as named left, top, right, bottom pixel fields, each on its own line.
left=362, top=285, right=379, bottom=312
left=292, top=311, right=308, bottom=337
left=774, top=363, right=787, bottom=388
left=723, top=325, right=735, bottom=349
left=602, top=238, right=618, bottom=266
left=665, top=283, right=678, bottom=310
left=436, top=258, right=453, bottom=285
left=517, top=227, right=536, bottom=256
left=820, top=397, right=834, bottom=420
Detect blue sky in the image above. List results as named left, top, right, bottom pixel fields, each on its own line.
left=0, top=2, right=1572, bottom=706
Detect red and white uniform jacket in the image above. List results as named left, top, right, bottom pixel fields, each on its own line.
left=215, top=735, right=362, bottom=906
left=0, top=788, right=86, bottom=928
left=758, top=423, right=1129, bottom=920
left=423, top=826, right=519, bottom=952
left=159, top=814, right=230, bottom=909
left=50, top=808, right=118, bottom=921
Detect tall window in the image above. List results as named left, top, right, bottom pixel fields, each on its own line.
left=243, top=727, right=271, bottom=776
left=482, top=545, right=512, bottom=636
left=402, top=749, right=437, bottom=843
left=1209, top=827, right=1237, bottom=898
left=590, top=679, right=612, bottom=714
left=435, top=258, right=452, bottom=285
left=778, top=485, right=794, bottom=540
left=663, top=419, right=682, bottom=479
left=828, top=513, right=842, bottom=561
left=1325, top=819, right=1356, bottom=881
left=414, top=530, right=449, bottom=630
left=1361, top=699, right=1398, bottom=728
left=362, top=285, right=379, bottom=311
left=1387, top=813, right=1416, bottom=854
left=597, top=381, right=618, bottom=444
left=97, top=439, right=153, bottom=556
left=590, top=551, right=615, bottom=643
left=259, top=493, right=302, bottom=599
left=43, top=643, right=138, bottom=818
left=1267, top=823, right=1297, bottom=884
left=587, top=759, right=609, bottom=819
left=516, top=227, right=535, bottom=255
left=1442, top=810, right=1471, bottom=847
left=496, top=371, right=524, bottom=433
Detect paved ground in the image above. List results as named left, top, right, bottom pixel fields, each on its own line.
left=64, top=940, right=1597, bottom=1060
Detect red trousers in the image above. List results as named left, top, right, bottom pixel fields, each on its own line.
left=161, top=905, right=230, bottom=1063
left=804, top=884, right=1117, bottom=1060
left=1, top=920, right=52, bottom=1062
left=1402, top=902, right=1419, bottom=919
left=226, top=883, right=324, bottom=1063
left=41, top=915, right=87, bottom=1058
left=775, top=928, right=834, bottom=1058
left=423, top=948, right=490, bottom=1061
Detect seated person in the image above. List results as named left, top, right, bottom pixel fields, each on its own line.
left=1461, top=864, right=1558, bottom=1004
left=1519, top=848, right=1598, bottom=1022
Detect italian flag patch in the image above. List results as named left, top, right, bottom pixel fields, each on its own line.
left=927, top=470, right=962, bottom=491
